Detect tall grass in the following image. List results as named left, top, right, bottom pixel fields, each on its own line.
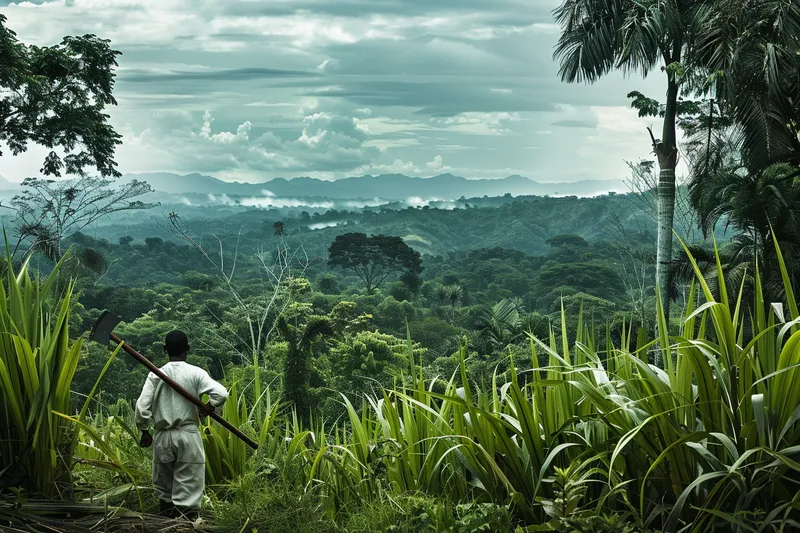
left=190, top=239, right=800, bottom=531
left=37, top=238, right=800, bottom=531
left=0, top=251, right=82, bottom=497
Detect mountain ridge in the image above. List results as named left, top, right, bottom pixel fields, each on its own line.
left=0, top=174, right=20, bottom=191
left=122, top=172, right=626, bottom=200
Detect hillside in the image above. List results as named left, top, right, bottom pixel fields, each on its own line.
left=121, top=172, right=627, bottom=201
left=82, top=191, right=661, bottom=260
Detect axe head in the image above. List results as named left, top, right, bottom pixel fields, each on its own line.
left=91, top=310, right=121, bottom=345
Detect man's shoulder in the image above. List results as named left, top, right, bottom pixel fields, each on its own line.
left=185, top=363, right=209, bottom=375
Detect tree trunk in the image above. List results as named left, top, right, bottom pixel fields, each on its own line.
left=655, top=78, right=680, bottom=324
left=656, top=166, right=676, bottom=311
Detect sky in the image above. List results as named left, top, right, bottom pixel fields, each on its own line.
left=1, top=0, right=672, bottom=184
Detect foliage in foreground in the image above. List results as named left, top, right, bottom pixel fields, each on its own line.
left=0, top=250, right=82, bottom=497
left=68, top=239, right=800, bottom=532
left=7, top=237, right=800, bottom=532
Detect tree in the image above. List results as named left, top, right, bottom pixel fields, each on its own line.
left=276, top=315, right=333, bottom=419
left=0, top=14, right=123, bottom=178
left=327, top=233, right=423, bottom=294
left=5, top=176, right=156, bottom=260
left=692, top=163, right=798, bottom=259
left=273, top=221, right=287, bottom=237
left=622, top=157, right=700, bottom=243
left=182, top=270, right=217, bottom=291
left=164, top=211, right=310, bottom=419
left=432, top=281, right=449, bottom=306
left=119, top=235, right=133, bottom=247
left=446, top=283, right=464, bottom=308
left=697, top=0, right=800, bottom=173
left=553, top=0, right=713, bottom=317
left=545, top=234, right=589, bottom=249
left=144, top=236, right=163, bottom=250
left=329, top=330, right=424, bottom=398
left=317, top=273, right=339, bottom=294
left=684, top=162, right=800, bottom=297
left=608, top=215, right=656, bottom=325
left=474, top=298, right=524, bottom=351
left=400, top=270, right=423, bottom=294
left=388, top=282, right=412, bottom=302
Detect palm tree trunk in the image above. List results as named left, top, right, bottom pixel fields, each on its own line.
left=656, top=167, right=676, bottom=313
left=655, top=78, right=680, bottom=322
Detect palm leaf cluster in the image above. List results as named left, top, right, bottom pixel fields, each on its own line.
left=677, top=163, right=800, bottom=306
left=697, top=0, right=800, bottom=172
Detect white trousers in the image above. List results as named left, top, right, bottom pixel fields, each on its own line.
left=152, top=428, right=205, bottom=509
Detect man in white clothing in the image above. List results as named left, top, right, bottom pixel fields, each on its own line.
left=135, top=330, right=228, bottom=520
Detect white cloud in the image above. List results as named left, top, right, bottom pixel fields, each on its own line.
left=426, top=154, right=446, bottom=170
left=240, top=196, right=336, bottom=209
left=113, top=108, right=380, bottom=175
left=590, top=106, right=650, bottom=134
left=244, top=101, right=298, bottom=108
left=573, top=105, right=690, bottom=179
left=439, top=112, right=521, bottom=135
left=317, top=58, right=340, bottom=72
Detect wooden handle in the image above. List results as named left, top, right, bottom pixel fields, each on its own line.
left=110, top=333, right=259, bottom=450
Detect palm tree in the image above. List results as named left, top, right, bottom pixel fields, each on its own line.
left=691, top=163, right=799, bottom=258
left=445, top=283, right=464, bottom=308
left=276, top=315, right=333, bottom=420
left=474, top=298, right=524, bottom=351
left=681, top=162, right=800, bottom=302
left=696, top=0, right=800, bottom=174
left=432, top=281, right=449, bottom=307
left=553, top=0, right=713, bottom=316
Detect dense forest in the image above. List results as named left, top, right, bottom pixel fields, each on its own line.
left=64, top=194, right=655, bottom=405
left=3, top=0, right=800, bottom=531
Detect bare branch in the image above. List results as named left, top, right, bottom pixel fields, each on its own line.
left=163, top=212, right=306, bottom=366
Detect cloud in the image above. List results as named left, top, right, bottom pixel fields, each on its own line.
left=1, top=0, right=668, bottom=184
left=570, top=106, right=689, bottom=178
left=316, top=59, right=340, bottom=73
left=427, top=155, right=446, bottom=169
left=240, top=196, right=335, bottom=209
left=440, top=112, right=521, bottom=135
left=551, top=118, right=597, bottom=128
left=118, top=107, right=380, bottom=176
left=122, top=67, right=318, bottom=83
left=219, top=0, right=552, bottom=20
left=305, top=81, right=555, bottom=117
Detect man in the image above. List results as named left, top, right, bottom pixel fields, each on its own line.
left=135, top=330, right=228, bottom=520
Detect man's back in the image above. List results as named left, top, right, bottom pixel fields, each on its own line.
left=135, top=361, right=228, bottom=432
left=135, top=330, right=227, bottom=520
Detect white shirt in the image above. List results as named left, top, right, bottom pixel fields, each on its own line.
left=135, top=361, right=229, bottom=432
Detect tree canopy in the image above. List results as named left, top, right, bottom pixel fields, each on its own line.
left=328, top=233, right=423, bottom=294
left=0, top=14, right=123, bottom=178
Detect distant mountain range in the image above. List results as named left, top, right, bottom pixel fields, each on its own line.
left=0, top=175, right=20, bottom=191
left=122, top=172, right=626, bottom=200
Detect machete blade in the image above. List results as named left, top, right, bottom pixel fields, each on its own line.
left=90, top=310, right=122, bottom=344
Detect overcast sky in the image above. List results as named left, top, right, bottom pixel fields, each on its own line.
left=1, top=0, right=670, bottom=184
